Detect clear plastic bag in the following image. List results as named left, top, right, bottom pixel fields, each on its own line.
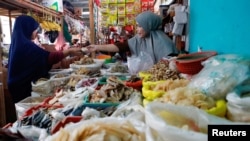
left=31, top=80, right=52, bottom=95
left=145, top=102, right=237, bottom=141
left=45, top=117, right=146, bottom=141
left=15, top=96, right=47, bottom=119
left=227, top=91, right=250, bottom=107
left=127, top=52, right=154, bottom=75
left=189, top=62, right=249, bottom=100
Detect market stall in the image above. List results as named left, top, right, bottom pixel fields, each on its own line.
left=2, top=51, right=250, bottom=140
left=1, top=0, right=250, bottom=141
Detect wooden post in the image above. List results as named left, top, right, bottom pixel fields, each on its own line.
left=89, top=0, right=95, bottom=58
left=8, top=10, right=12, bottom=39
left=0, top=47, right=6, bottom=127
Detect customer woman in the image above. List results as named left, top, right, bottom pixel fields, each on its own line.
left=87, top=11, right=178, bottom=65
left=7, top=15, right=83, bottom=103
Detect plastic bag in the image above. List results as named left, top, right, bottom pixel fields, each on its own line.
left=226, top=92, right=250, bottom=107
left=17, top=126, right=49, bottom=141
left=111, top=104, right=145, bottom=121
left=188, top=62, right=249, bottom=100
left=233, top=77, right=250, bottom=97
left=142, top=80, right=166, bottom=100
left=226, top=91, right=250, bottom=122
left=45, top=117, right=146, bottom=141
left=127, top=52, right=154, bottom=75
left=54, top=30, right=67, bottom=51
left=145, top=102, right=238, bottom=141
left=31, top=79, right=52, bottom=96
left=202, top=54, right=250, bottom=67
left=114, top=90, right=143, bottom=111
left=15, top=96, right=47, bottom=119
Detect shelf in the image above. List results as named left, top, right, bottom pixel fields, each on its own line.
left=18, top=0, right=63, bottom=18
left=0, top=0, right=62, bottom=18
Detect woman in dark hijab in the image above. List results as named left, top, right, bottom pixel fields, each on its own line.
left=7, top=15, right=83, bottom=103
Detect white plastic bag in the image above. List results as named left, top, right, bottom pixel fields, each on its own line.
left=145, top=102, right=236, bottom=141
left=127, top=52, right=154, bottom=75
left=31, top=82, right=53, bottom=96
left=227, top=92, right=250, bottom=107
left=226, top=92, right=250, bottom=122
left=45, top=117, right=146, bottom=141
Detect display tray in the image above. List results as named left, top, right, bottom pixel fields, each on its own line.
left=48, top=68, right=73, bottom=76
left=100, top=69, right=130, bottom=76
left=81, top=103, right=119, bottom=109
left=70, top=103, right=119, bottom=116
left=70, top=59, right=104, bottom=66
left=82, top=94, right=120, bottom=110
left=98, top=76, right=127, bottom=85
left=69, top=63, right=101, bottom=69
left=69, top=60, right=103, bottom=71
left=103, top=63, right=116, bottom=69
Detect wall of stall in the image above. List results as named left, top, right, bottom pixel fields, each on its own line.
left=189, top=0, right=250, bottom=55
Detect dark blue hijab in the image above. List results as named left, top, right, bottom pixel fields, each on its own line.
left=8, top=15, right=51, bottom=103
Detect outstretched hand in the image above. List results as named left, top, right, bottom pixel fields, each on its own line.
left=67, top=47, right=83, bottom=56
left=86, top=45, right=97, bottom=52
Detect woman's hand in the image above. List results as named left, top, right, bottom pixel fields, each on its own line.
left=86, top=44, right=119, bottom=52
left=64, top=47, right=83, bottom=57
left=86, top=45, right=98, bottom=52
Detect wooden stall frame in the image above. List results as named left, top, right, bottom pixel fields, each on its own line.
left=89, top=0, right=95, bottom=58
left=0, top=47, right=6, bottom=127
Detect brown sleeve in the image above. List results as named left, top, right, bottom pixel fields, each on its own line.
left=48, top=51, right=64, bottom=65
left=114, top=41, right=130, bottom=52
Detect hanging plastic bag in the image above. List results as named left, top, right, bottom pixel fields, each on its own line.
left=127, top=52, right=154, bottom=75
left=54, top=29, right=67, bottom=51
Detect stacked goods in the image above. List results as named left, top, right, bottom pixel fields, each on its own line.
left=100, top=0, right=143, bottom=26
left=142, top=79, right=190, bottom=105
left=88, top=76, right=137, bottom=103
left=46, top=118, right=145, bottom=141
left=157, top=87, right=215, bottom=110
left=139, top=60, right=185, bottom=105
left=141, top=60, right=181, bottom=81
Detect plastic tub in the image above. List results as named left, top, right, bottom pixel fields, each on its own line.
left=96, top=54, right=111, bottom=59
left=175, top=51, right=217, bottom=74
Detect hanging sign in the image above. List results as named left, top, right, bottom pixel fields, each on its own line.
left=41, top=0, right=64, bottom=13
